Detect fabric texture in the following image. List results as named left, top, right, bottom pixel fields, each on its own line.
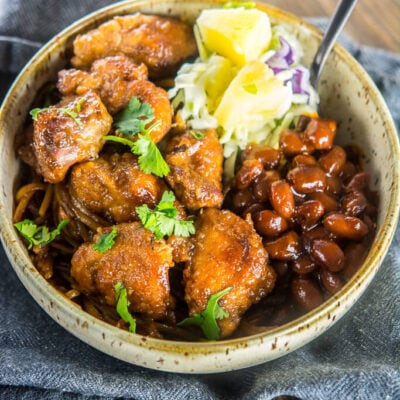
left=0, top=2, right=399, bottom=399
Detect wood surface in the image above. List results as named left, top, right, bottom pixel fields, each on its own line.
left=263, top=0, right=400, bottom=53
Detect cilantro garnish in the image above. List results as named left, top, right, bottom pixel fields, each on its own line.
left=30, top=97, right=85, bottom=129
left=136, top=191, right=195, bottom=239
left=14, top=219, right=69, bottom=249
left=114, top=282, right=136, bottom=333
left=177, top=287, right=232, bottom=340
left=190, top=130, right=206, bottom=140
left=92, top=225, right=117, bottom=253
left=103, top=96, right=170, bottom=177
left=113, top=97, right=155, bottom=137
left=223, top=1, right=255, bottom=9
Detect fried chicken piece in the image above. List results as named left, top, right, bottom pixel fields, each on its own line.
left=183, top=208, right=276, bottom=338
left=58, top=57, right=172, bottom=142
left=71, top=13, right=197, bottom=79
left=164, top=129, right=224, bottom=210
left=33, top=90, right=112, bottom=183
left=69, top=152, right=167, bottom=223
left=71, top=222, right=175, bottom=320
left=58, top=55, right=148, bottom=114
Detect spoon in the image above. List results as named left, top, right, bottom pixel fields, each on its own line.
left=309, top=0, right=358, bottom=90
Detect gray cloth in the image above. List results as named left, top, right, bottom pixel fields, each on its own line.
left=0, top=2, right=399, bottom=399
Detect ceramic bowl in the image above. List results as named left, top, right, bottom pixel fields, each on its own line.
left=0, top=0, right=399, bottom=373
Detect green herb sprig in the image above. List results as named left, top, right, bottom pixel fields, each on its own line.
left=114, top=282, right=136, bottom=333
left=177, top=287, right=232, bottom=340
left=14, top=219, right=70, bottom=249
left=103, top=97, right=170, bottom=178
left=136, top=191, right=195, bottom=239
left=92, top=226, right=118, bottom=253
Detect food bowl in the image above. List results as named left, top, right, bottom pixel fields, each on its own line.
left=0, top=0, right=399, bottom=373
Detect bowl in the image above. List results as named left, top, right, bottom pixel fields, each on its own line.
left=0, top=0, right=399, bottom=373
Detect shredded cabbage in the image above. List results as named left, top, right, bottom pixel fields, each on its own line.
left=168, top=18, right=318, bottom=156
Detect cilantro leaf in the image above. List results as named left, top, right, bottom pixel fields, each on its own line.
left=114, top=282, right=136, bottom=333
left=190, top=130, right=206, bottom=140
left=92, top=226, right=118, bottom=253
left=14, top=219, right=69, bottom=249
left=114, top=97, right=154, bottom=137
left=30, top=101, right=84, bottom=128
left=136, top=191, right=195, bottom=239
left=132, top=132, right=170, bottom=177
left=177, top=287, right=232, bottom=340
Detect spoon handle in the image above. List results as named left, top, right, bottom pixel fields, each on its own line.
left=310, top=0, right=358, bottom=89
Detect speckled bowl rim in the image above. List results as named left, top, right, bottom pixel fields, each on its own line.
left=1, top=0, right=399, bottom=373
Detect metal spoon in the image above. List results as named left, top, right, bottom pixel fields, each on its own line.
left=309, top=0, right=358, bottom=90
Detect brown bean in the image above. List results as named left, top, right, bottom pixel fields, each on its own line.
left=323, top=213, right=369, bottom=240
left=264, top=231, right=301, bottom=261
left=342, top=242, right=368, bottom=281
left=252, top=170, right=280, bottom=201
left=254, top=210, right=288, bottom=236
left=236, top=159, right=264, bottom=189
left=339, top=161, right=357, bottom=182
left=310, top=238, right=345, bottom=272
left=269, top=180, right=295, bottom=218
left=302, top=118, right=336, bottom=150
left=231, top=189, right=254, bottom=212
left=242, top=203, right=265, bottom=218
left=341, top=191, right=368, bottom=216
left=291, top=275, right=324, bottom=311
left=294, top=200, right=325, bottom=230
left=291, top=256, right=316, bottom=275
left=292, top=154, right=318, bottom=168
left=308, top=192, right=339, bottom=213
left=301, top=226, right=331, bottom=253
left=325, top=175, right=342, bottom=196
left=318, top=145, right=347, bottom=176
left=243, top=144, right=282, bottom=169
left=287, top=165, right=327, bottom=194
left=345, top=171, right=369, bottom=192
left=279, top=129, right=314, bottom=156
left=320, top=269, right=343, bottom=294
left=271, top=261, right=290, bottom=281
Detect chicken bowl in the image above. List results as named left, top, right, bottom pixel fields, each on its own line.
left=0, top=0, right=399, bottom=373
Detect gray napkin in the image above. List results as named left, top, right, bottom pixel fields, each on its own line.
left=1, top=2, right=399, bottom=399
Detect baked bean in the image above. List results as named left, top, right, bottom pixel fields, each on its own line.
left=242, top=203, right=265, bottom=218
left=345, top=171, right=369, bottom=192
left=342, top=242, right=368, bottom=280
left=294, top=199, right=325, bottom=230
left=292, top=154, right=318, bottom=168
left=242, top=144, right=282, bottom=169
left=231, top=189, right=254, bottom=212
left=339, top=161, right=357, bottom=182
left=323, top=213, right=369, bottom=240
left=302, top=117, right=336, bottom=150
left=291, top=275, right=324, bottom=311
left=318, top=145, right=347, bottom=176
left=269, top=180, right=295, bottom=218
left=291, top=255, right=316, bottom=275
left=310, top=238, right=345, bottom=272
left=287, top=165, right=327, bottom=194
left=320, top=269, right=343, bottom=294
left=341, top=191, right=368, bottom=216
left=271, top=261, right=290, bottom=280
left=236, top=159, right=264, bottom=189
left=279, top=129, right=313, bottom=156
left=325, top=175, right=342, bottom=196
left=252, top=170, right=280, bottom=201
left=254, top=210, right=288, bottom=236
left=308, top=192, right=339, bottom=213
left=301, top=226, right=331, bottom=253
left=264, top=231, right=301, bottom=261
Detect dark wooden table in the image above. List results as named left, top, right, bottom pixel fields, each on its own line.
left=264, top=0, right=400, bottom=53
